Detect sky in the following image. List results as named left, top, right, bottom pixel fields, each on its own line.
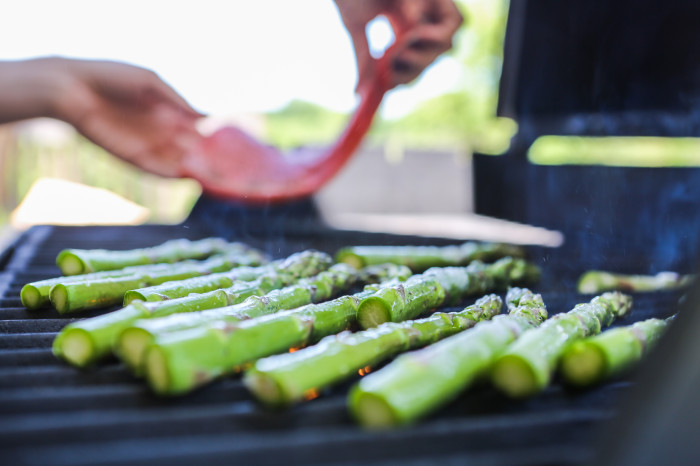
left=2, top=0, right=463, bottom=119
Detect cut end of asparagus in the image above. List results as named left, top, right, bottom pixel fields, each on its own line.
left=20, top=285, right=42, bottom=310
left=56, top=328, right=95, bottom=367
left=559, top=342, right=606, bottom=387
left=144, top=346, right=171, bottom=395
left=123, top=291, right=147, bottom=306
left=116, top=327, right=153, bottom=375
left=491, top=354, right=540, bottom=398
left=349, top=389, right=399, bottom=429
left=50, top=284, right=70, bottom=314
left=243, top=370, right=286, bottom=407
left=56, top=251, right=87, bottom=275
left=357, top=297, right=392, bottom=329
left=336, top=251, right=365, bottom=270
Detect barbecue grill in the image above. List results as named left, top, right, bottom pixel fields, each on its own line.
left=1, top=0, right=699, bottom=464
left=475, top=0, right=700, bottom=271
left=0, top=223, right=684, bottom=465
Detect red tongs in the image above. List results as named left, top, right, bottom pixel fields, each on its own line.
left=179, top=32, right=407, bottom=204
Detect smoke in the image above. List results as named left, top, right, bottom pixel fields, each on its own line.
left=183, top=195, right=323, bottom=258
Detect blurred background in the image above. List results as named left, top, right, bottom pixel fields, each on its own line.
left=0, top=0, right=514, bottom=232
left=2, top=0, right=697, bottom=238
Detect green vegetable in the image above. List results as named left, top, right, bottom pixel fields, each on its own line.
left=336, top=242, right=525, bottom=271
left=56, top=238, right=255, bottom=275
left=490, top=292, right=633, bottom=398
left=244, top=294, right=503, bottom=407
left=559, top=316, right=672, bottom=387
left=578, top=270, right=694, bottom=294
left=140, top=264, right=361, bottom=395
left=357, top=257, right=540, bottom=329
left=53, top=251, right=331, bottom=367
left=347, top=288, right=547, bottom=428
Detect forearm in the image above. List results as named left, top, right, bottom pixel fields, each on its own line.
left=0, top=57, right=67, bottom=124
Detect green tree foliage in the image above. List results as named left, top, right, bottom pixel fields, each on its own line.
left=265, top=100, right=348, bottom=150
left=372, top=0, right=515, bottom=153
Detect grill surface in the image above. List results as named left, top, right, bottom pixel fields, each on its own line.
left=0, top=225, right=682, bottom=465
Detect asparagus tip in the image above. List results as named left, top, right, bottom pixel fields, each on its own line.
left=349, top=388, right=399, bottom=429
left=144, top=346, right=171, bottom=395
left=56, top=251, right=86, bottom=275
left=20, top=284, right=42, bottom=310
left=243, top=370, right=286, bottom=407
left=49, top=284, right=69, bottom=314
left=115, top=327, right=152, bottom=375
left=357, top=297, right=392, bottom=329
left=56, top=328, right=95, bottom=367
left=491, top=354, right=540, bottom=398
left=559, top=341, right=606, bottom=387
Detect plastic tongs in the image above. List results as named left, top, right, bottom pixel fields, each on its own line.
left=178, top=31, right=408, bottom=204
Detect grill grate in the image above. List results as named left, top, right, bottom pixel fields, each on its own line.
left=0, top=225, right=682, bottom=465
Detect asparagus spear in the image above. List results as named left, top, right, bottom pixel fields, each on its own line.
left=347, top=288, right=547, bottom=428
left=21, top=263, right=172, bottom=311
left=53, top=290, right=229, bottom=367
left=52, top=251, right=331, bottom=367
left=48, top=250, right=315, bottom=314
left=22, top=248, right=266, bottom=311
left=126, top=263, right=413, bottom=366
left=244, top=294, right=503, bottom=407
left=123, top=257, right=294, bottom=304
left=490, top=292, right=633, bottom=398
left=357, top=257, right=540, bottom=329
left=140, top=263, right=374, bottom=394
left=48, top=253, right=259, bottom=314
left=133, top=265, right=411, bottom=388
left=23, top=248, right=267, bottom=311
left=578, top=270, right=694, bottom=294
left=559, top=316, right=673, bottom=387
left=336, top=241, right=525, bottom=271
left=56, top=237, right=255, bottom=275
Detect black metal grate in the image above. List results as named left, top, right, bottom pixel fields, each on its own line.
left=0, top=225, right=682, bottom=465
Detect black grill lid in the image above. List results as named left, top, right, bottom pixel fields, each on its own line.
left=499, top=0, right=700, bottom=136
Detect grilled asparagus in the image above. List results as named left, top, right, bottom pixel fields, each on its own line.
left=490, top=292, right=633, bottom=398
left=48, top=250, right=267, bottom=314
left=348, top=288, right=547, bottom=428
left=139, top=264, right=411, bottom=395
left=52, top=251, right=331, bottom=367
left=122, top=257, right=301, bottom=304
left=578, top=270, right=694, bottom=294
left=357, top=257, right=540, bottom=329
left=336, top=241, right=524, bottom=271
left=559, top=316, right=673, bottom=387
left=244, top=294, right=504, bottom=407
left=22, top=251, right=266, bottom=311
left=56, top=237, right=255, bottom=275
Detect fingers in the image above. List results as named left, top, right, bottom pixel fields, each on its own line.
left=427, top=0, right=464, bottom=32
left=389, top=0, right=463, bottom=86
left=390, top=23, right=458, bottom=84
left=73, top=95, right=199, bottom=178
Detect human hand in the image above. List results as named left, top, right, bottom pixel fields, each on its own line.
left=0, top=57, right=203, bottom=178
left=334, top=0, right=463, bottom=91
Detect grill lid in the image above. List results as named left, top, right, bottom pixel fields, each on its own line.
left=499, top=0, right=700, bottom=137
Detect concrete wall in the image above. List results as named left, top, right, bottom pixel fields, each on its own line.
left=314, top=146, right=473, bottom=215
